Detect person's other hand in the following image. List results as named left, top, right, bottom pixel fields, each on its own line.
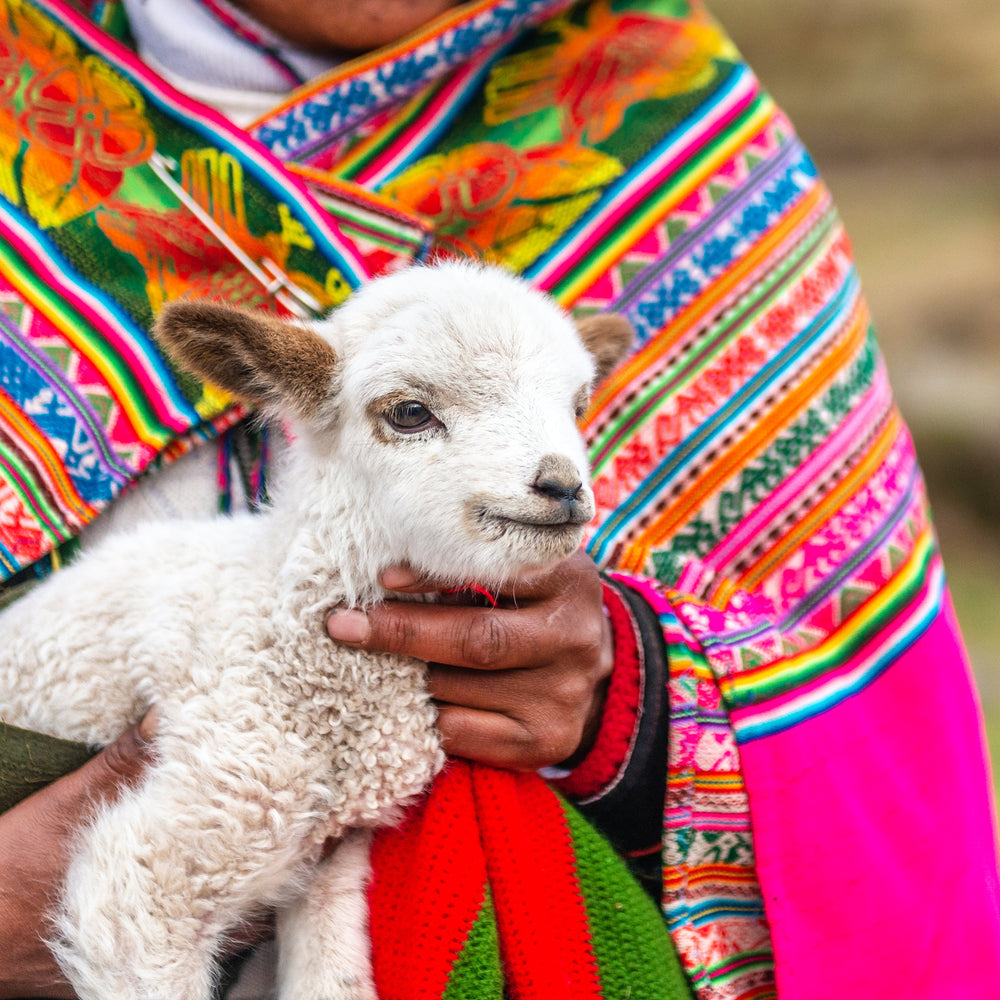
left=326, top=550, right=613, bottom=770
left=0, top=714, right=157, bottom=1000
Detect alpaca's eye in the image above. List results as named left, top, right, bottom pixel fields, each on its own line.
left=387, top=401, right=438, bottom=433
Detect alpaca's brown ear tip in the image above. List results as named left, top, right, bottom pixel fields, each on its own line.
left=152, top=300, right=340, bottom=420
left=575, top=312, right=636, bottom=383
left=154, top=301, right=225, bottom=346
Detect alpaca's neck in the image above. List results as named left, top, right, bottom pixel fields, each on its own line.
left=270, top=454, right=392, bottom=612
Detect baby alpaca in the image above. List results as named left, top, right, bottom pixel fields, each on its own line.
left=0, top=262, right=633, bottom=1000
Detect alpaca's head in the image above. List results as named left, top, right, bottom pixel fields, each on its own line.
left=154, top=263, right=633, bottom=589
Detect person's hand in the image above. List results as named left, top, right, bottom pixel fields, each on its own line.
left=0, top=714, right=157, bottom=1000
left=326, top=549, right=613, bottom=770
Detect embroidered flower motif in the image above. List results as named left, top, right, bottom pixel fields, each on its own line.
left=0, top=11, right=19, bottom=106
left=1, top=0, right=77, bottom=74
left=19, top=53, right=153, bottom=228
left=0, top=81, right=18, bottom=208
left=96, top=149, right=341, bottom=416
left=382, top=140, right=622, bottom=269
left=485, top=0, right=736, bottom=144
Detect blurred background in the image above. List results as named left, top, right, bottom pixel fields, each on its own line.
left=709, top=0, right=1000, bottom=789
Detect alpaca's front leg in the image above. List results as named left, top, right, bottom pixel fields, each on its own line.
left=51, top=741, right=321, bottom=1000
left=51, top=788, right=225, bottom=1000
left=276, top=830, right=377, bottom=1000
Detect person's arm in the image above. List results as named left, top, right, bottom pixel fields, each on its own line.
left=0, top=715, right=156, bottom=1000
left=545, top=575, right=670, bottom=897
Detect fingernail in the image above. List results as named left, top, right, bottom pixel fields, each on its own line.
left=327, top=608, right=370, bottom=643
left=379, top=565, right=416, bottom=590
left=136, top=708, right=159, bottom=743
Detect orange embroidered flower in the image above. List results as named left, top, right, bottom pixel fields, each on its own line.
left=97, top=176, right=338, bottom=341
left=2, top=0, right=90, bottom=207
left=382, top=140, right=622, bottom=269
left=485, top=0, right=736, bottom=144
left=19, top=54, right=153, bottom=228
left=1, top=0, right=78, bottom=74
left=0, top=89, right=17, bottom=209
left=0, top=9, right=20, bottom=105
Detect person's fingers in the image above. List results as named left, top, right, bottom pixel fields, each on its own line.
left=330, top=558, right=604, bottom=672
left=430, top=657, right=605, bottom=767
left=331, top=550, right=612, bottom=769
left=434, top=705, right=545, bottom=770
left=426, top=663, right=521, bottom=708
left=427, top=661, right=596, bottom=716
left=378, top=549, right=595, bottom=601
left=376, top=566, right=520, bottom=604
left=377, top=565, right=431, bottom=592
left=328, top=601, right=554, bottom=671
left=90, top=709, right=158, bottom=786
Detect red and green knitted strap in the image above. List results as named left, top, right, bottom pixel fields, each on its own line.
left=370, top=760, right=692, bottom=999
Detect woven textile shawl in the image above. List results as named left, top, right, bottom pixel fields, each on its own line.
left=2, top=0, right=1000, bottom=997
left=0, top=0, right=429, bottom=580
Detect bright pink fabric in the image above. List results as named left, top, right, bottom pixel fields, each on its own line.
left=740, top=596, right=1000, bottom=997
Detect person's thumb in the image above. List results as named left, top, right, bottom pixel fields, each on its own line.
left=44, top=711, right=159, bottom=831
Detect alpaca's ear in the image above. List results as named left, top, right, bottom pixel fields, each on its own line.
left=154, top=302, right=338, bottom=420
left=575, top=313, right=635, bottom=385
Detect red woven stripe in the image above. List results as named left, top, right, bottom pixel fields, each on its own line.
left=370, top=764, right=489, bottom=999
left=471, top=767, right=602, bottom=1000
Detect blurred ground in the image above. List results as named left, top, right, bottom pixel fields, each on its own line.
left=709, top=0, right=1000, bottom=787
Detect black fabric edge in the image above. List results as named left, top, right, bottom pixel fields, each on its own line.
left=575, top=575, right=670, bottom=900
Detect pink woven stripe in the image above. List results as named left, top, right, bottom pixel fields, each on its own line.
left=704, top=346, right=894, bottom=576
left=0, top=211, right=192, bottom=437
left=741, top=596, right=1000, bottom=997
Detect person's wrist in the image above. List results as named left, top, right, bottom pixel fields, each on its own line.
left=546, top=580, right=643, bottom=796
left=556, top=605, right=614, bottom=770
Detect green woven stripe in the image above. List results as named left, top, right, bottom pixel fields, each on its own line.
left=561, top=798, right=694, bottom=1000
left=442, top=887, right=504, bottom=1000
left=0, top=228, right=176, bottom=446
left=657, top=324, right=879, bottom=566
left=0, top=442, right=69, bottom=547
left=338, top=82, right=444, bottom=181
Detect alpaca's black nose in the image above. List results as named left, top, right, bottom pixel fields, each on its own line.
left=533, top=477, right=582, bottom=504
left=531, top=454, right=584, bottom=510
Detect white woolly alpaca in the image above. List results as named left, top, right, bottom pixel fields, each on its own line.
left=0, top=262, right=633, bottom=1000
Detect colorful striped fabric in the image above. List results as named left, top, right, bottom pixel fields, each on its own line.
left=0, top=0, right=427, bottom=579
left=369, top=760, right=691, bottom=1000
left=3, top=0, right=1000, bottom=996
left=253, top=0, right=1000, bottom=992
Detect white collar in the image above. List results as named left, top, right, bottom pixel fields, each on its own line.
left=123, top=0, right=342, bottom=123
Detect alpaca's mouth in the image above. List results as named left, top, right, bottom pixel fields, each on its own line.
left=496, top=515, right=581, bottom=532
left=475, top=510, right=586, bottom=543
left=466, top=495, right=593, bottom=552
